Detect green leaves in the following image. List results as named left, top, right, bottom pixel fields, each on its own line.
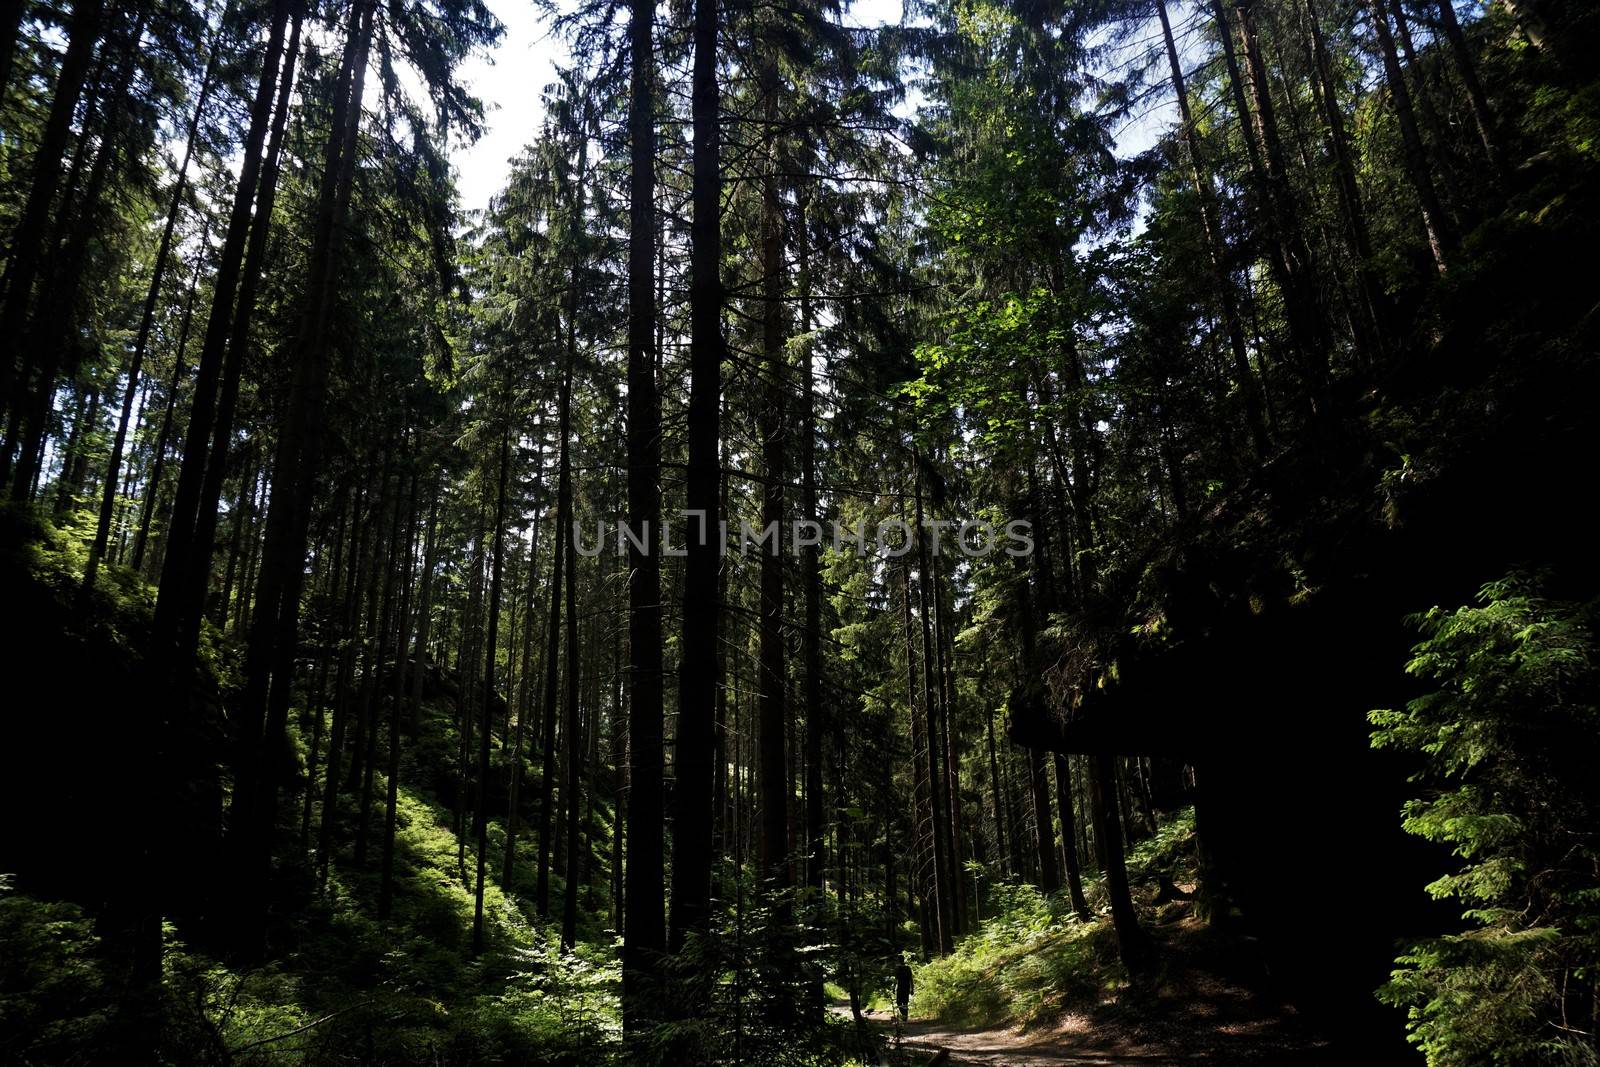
left=1370, top=574, right=1600, bottom=1063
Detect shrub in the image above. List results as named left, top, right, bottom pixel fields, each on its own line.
left=1372, top=574, right=1600, bottom=1065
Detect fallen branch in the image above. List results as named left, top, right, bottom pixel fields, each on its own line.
left=227, top=1002, right=366, bottom=1055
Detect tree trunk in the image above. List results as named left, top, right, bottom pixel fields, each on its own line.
left=610, top=589, right=627, bottom=932
left=410, top=490, right=441, bottom=733
left=473, top=435, right=509, bottom=954
left=178, top=6, right=304, bottom=644
left=753, top=40, right=794, bottom=1023
left=1230, top=0, right=1328, bottom=387
left=985, top=702, right=1009, bottom=878
left=901, top=561, right=939, bottom=954
left=1053, top=753, right=1092, bottom=920
left=1389, top=0, right=1470, bottom=213
left=560, top=499, right=582, bottom=950
left=229, top=0, right=374, bottom=953
left=1027, top=746, right=1060, bottom=894
left=0, top=0, right=26, bottom=105
left=85, top=20, right=223, bottom=581
left=153, top=0, right=294, bottom=657
left=303, top=484, right=349, bottom=846
left=133, top=225, right=208, bottom=572
left=504, top=439, right=543, bottom=891
left=622, top=0, right=666, bottom=1025
left=215, top=456, right=256, bottom=626
left=667, top=0, right=721, bottom=970
left=317, top=476, right=371, bottom=884
left=914, top=459, right=955, bottom=951
left=13, top=56, right=131, bottom=501
left=379, top=466, right=420, bottom=919
left=0, top=0, right=106, bottom=434
left=540, top=133, right=588, bottom=918
left=1366, top=0, right=1453, bottom=272
left=798, top=200, right=826, bottom=914
left=355, top=463, right=401, bottom=867
left=1155, top=0, right=1270, bottom=454
left=1302, top=0, right=1387, bottom=355
left=1434, top=0, right=1501, bottom=173
left=1205, top=0, right=1320, bottom=397
left=536, top=406, right=568, bottom=916
left=1089, top=753, right=1151, bottom=970
left=933, top=549, right=969, bottom=933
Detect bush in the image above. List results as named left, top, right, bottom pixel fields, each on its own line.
left=1372, top=574, right=1600, bottom=1065
left=911, top=882, right=1103, bottom=1029
left=0, top=883, right=111, bottom=1063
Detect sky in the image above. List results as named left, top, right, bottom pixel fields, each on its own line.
left=450, top=0, right=561, bottom=214
left=449, top=0, right=909, bottom=215
left=447, top=0, right=1181, bottom=216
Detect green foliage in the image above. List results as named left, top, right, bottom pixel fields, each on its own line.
left=910, top=882, right=1108, bottom=1029
left=1125, top=807, right=1197, bottom=888
left=0, top=881, right=111, bottom=1062
left=1372, top=574, right=1600, bottom=1065
left=451, top=938, right=619, bottom=1065
left=162, top=946, right=313, bottom=1066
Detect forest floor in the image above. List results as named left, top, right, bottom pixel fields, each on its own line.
left=837, top=910, right=1338, bottom=1065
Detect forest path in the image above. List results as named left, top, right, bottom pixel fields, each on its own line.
left=827, top=912, right=1337, bottom=1064
left=832, top=1006, right=1180, bottom=1065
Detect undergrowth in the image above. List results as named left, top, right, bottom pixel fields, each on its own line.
left=910, top=808, right=1198, bottom=1031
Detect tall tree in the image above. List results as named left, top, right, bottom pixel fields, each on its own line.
left=668, top=0, right=722, bottom=965
left=0, top=0, right=107, bottom=438
left=621, top=0, right=665, bottom=1019
left=1364, top=0, right=1453, bottom=272
left=472, top=435, right=509, bottom=952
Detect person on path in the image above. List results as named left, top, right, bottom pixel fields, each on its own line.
left=894, top=954, right=915, bottom=1023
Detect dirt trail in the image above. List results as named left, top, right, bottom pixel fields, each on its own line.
left=834, top=1007, right=1182, bottom=1065
left=891, top=1017, right=1172, bottom=1064
left=829, top=913, right=1338, bottom=1064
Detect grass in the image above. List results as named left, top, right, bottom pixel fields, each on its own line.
left=910, top=882, right=1111, bottom=1029
left=910, top=808, right=1198, bottom=1031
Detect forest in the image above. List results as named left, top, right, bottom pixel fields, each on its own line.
left=2, top=0, right=1599, bottom=1059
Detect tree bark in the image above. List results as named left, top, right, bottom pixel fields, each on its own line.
left=901, top=561, right=939, bottom=954
left=560, top=494, right=582, bottom=950
left=1053, top=752, right=1092, bottom=920
left=380, top=465, right=420, bottom=919
left=473, top=435, right=509, bottom=953
left=1027, top=746, right=1060, bottom=895
left=667, top=0, right=721, bottom=970
left=622, top=0, right=666, bottom=1025
left=914, top=458, right=955, bottom=951
left=1366, top=0, right=1453, bottom=272
left=1089, top=753, right=1151, bottom=970
left=504, top=439, right=543, bottom=891
left=539, top=132, right=588, bottom=918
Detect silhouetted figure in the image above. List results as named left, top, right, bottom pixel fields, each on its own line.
left=894, top=954, right=914, bottom=1022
